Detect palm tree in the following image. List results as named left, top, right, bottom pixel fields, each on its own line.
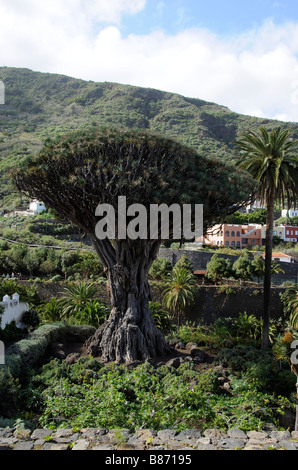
left=288, top=290, right=298, bottom=330
left=252, top=254, right=285, bottom=283
left=58, top=282, right=98, bottom=320
left=162, top=266, right=198, bottom=331
left=234, top=127, right=298, bottom=349
left=37, top=297, right=62, bottom=322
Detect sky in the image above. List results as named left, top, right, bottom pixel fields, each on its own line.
left=1, top=0, right=298, bottom=122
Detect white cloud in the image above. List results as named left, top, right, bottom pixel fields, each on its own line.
left=0, top=2, right=298, bottom=122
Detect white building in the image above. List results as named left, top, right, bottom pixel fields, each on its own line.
left=281, top=208, right=298, bottom=218
left=262, top=253, right=295, bottom=263
left=245, top=199, right=266, bottom=213
left=0, top=293, right=29, bottom=330
left=29, top=200, right=46, bottom=214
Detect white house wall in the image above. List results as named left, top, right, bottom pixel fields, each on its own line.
left=0, top=293, right=28, bottom=329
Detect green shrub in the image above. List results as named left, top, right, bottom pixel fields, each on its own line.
left=206, top=254, right=232, bottom=284
left=176, top=323, right=209, bottom=346
left=149, top=302, right=173, bottom=332
left=0, top=279, right=39, bottom=305
left=50, top=274, right=62, bottom=282
left=5, top=323, right=96, bottom=373
left=175, top=255, right=194, bottom=272
left=22, top=309, right=40, bottom=329
left=149, top=258, right=173, bottom=279
left=0, top=321, right=23, bottom=344
left=215, top=344, right=272, bottom=372
left=0, top=368, right=21, bottom=416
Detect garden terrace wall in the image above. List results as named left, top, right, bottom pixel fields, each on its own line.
left=18, top=280, right=287, bottom=326
left=178, top=286, right=286, bottom=325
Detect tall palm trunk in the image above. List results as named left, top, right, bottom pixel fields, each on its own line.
left=262, top=192, right=275, bottom=349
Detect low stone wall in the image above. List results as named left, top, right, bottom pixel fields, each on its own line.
left=152, top=285, right=287, bottom=325
left=1, top=427, right=298, bottom=451
left=186, top=286, right=286, bottom=324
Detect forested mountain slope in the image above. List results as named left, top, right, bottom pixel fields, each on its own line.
left=0, top=67, right=297, bottom=211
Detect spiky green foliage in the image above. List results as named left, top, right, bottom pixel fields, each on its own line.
left=13, top=126, right=256, bottom=236
left=57, top=282, right=98, bottom=319
left=234, top=126, right=298, bottom=207
left=288, top=290, right=298, bottom=330
left=162, top=266, right=198, bottom=329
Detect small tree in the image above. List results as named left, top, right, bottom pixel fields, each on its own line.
left=252, top=254, right=285, bottom=283
left=162, top=266, right=198, bottom=330
left=175, top=255, right=194, bottom=273
left=25, top=249, right=40, bottom=277
left=149, top=257, right=173, bottom=280
left=37, top=298, right=62, bottom=322
left=206, top=254, right=232, bottom=284
left=232, top=252, right=252, bottom=282
left=251, top=253, right=266, bottom=283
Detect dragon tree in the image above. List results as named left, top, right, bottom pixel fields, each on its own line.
left=13, top=127, right=256, bottom=363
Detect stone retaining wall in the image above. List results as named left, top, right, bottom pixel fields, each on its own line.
left=1, top=427, right=298, bottom=451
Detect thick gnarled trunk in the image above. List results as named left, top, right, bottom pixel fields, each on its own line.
left=85, top=238, right=171, bottom=363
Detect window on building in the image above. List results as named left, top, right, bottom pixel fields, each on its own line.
left=225, top=241, right=230, bottom=246
left=237, top=231, right=240, bottom=237
left=231, top=231, right=235, bottom=237
left=237, top=241, right=241, bottom=247
left=232, top=241, right=236, bottom=246
left=225, top=231, right=230, bottom=237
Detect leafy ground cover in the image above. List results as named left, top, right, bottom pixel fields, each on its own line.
left=0, top=315, right=297, bottom=433
left=0, top=247, right=297, bottom=434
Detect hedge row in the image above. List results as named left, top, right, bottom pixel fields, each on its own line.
left=2, top=323, right=96, bottom=377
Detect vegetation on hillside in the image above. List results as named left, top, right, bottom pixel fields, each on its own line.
left=0, top=66, right=297, bottom=211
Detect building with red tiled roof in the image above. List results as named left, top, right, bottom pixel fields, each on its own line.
left=262, top=253, right=295, bottom=263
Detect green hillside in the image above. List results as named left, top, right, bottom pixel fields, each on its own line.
left=0, top=66, right=297, bottom=211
